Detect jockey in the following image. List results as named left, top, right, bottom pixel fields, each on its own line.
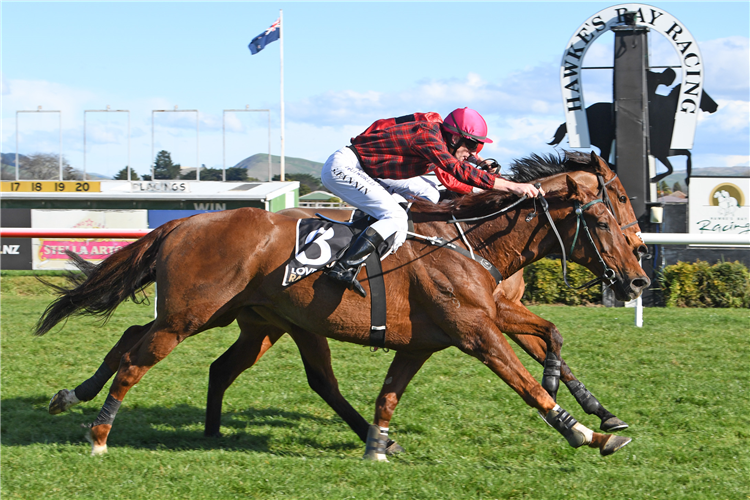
left=320, top=107, right=543, bottom=297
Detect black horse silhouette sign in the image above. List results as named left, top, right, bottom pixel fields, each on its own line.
left=550, top=68, right=718, bottom=182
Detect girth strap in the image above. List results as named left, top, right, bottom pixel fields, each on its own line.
left=365, top=251, right=387, bottom=350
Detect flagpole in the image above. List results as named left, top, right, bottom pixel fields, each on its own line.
left=279, top=9, right=285, bottom=182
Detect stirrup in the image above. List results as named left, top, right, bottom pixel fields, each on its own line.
left=326, top=263, right=367, bottom=297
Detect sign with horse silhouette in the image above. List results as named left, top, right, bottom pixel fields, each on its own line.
left=559, top=3, right=706, bottom=149
left=689, top=177, right=750, bottom=243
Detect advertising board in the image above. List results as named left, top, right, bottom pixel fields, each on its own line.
left=31, top=210, right=148, bottom=270
left=0, top=208, right=32, bottom=270
left=688, top=177, right=749, bottom=245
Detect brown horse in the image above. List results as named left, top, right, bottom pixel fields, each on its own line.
left=201, top=151, right=646, bottom=447
left=38, top=161, right=648, bottom=459
left=49, top=153, right=644, bottom=449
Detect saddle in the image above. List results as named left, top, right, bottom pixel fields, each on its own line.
left=282, top=210, right=390, bottom=350
left=282, top=208, right=503, bottom=351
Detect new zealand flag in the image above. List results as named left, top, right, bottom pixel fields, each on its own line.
left=248, top=19, right=280, bottom=55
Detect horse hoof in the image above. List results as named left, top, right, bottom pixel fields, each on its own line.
left=385, top=440, right=404, bottom=456
left=49, top=389, right=79, bottom=415
left=600, top=416, right=629, bottom=432
left=600, top=435, right=632, bottom=456
left=362, top=451, right=389, bottom=462
left=83, top=426, right=108, bottom=456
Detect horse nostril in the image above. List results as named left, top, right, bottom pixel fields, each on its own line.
left=636, top=245, right=649, bottom=258
left=631, top=277, right=650, bottom=290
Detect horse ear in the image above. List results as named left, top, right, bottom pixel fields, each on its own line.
left=565, top=175, right=584, bottom=201
left=589, top=151, right=609, bottom=176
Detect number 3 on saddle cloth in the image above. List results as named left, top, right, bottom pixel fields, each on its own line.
left=282, top=214, right=391, bottom=349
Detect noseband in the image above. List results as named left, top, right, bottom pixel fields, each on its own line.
left=538, top=193, right=617, bottom=290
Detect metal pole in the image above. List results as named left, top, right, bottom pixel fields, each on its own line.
left=279, top=8, right=285, bottom=181
left=268, top=110, right=272, bottom=181
left=196, top=111, right=200, bottom=181
left=222, top=110, right=226, bottom=181
left=59, top=112, right=63, bottom=180
left=127, top=111, right=131, bottom=181
left=83, top=111, right=87, bottom=180
left=151, top=110, right=155, bottom=180
left=15, top=112, right=19, bottom=181
left=222, top=108, right=271, bottom=182
left=152, top=109, right=199, bottom=180
left=14, top=109, right=62, bottom=181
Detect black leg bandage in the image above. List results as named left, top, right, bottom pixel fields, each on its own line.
left=92, top=394, right=122, bottom=427
left=564, top=379, right=613, bottom=419
left=545, top=406, right=587, bottom=448
left=75, top=362, right=115, bottom=402
left=542, top=352, right=561, bottom=400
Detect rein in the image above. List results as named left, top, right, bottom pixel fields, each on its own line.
left=444, top=185, right=618, bottom=291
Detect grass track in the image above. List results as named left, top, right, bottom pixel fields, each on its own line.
left=1, top=277, right=748, bottom=499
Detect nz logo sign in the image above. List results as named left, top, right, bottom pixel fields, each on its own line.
left=1, top=245, right=21, bottom=255
left=560, top=3, right=704, bottom=150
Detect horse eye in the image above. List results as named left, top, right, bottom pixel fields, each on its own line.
left=597, top=221, right=609, bottom=230
left=618, top=195, right=627, bottom=203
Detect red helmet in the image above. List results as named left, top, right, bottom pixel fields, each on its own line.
left=442, top=108, right=494, bottom=145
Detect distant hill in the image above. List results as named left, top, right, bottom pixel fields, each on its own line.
left=691, top=166, right=750, bottom=177
left=1, top=153, right=29, bottom=168
left=233, top=154, right=323, bottom=180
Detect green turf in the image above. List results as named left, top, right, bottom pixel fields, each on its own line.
left=1, top=278, right=748, bottom=499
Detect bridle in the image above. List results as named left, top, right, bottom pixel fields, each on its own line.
left=541, top=194, right=618, bottom=290
left=447, top=183, right=620, bottom=290
left=597, top=173, right=640, bottom=233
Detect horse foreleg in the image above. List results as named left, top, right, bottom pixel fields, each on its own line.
left=459, top=319, right=630, bottom=456
left=494, top=296, right=628, bottom=431
left=504, top=331, right=628, bottom=431
left=87, top=325, right=184, bottom=455
left=49, top=322, right=153, bottom=415
left=364, top=350, right=432, bottom=461
left=205, top=323, right=284, bottom=437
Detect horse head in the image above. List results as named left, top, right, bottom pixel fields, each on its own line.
left=511, top=151, right=648, bottom=259
left=538, top=173, right=650, bottom=302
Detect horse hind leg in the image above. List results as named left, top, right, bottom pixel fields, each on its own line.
left=49, top=322, right=153, bottom=415
left=86, top=322, right=186, bottom=455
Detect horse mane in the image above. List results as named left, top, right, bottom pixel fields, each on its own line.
left=411, top=151, right=593, bottom=218
left=507, top=150, right=594, bottom=183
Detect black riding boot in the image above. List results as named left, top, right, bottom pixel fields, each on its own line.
left=326, top=227, right=384, bottom=297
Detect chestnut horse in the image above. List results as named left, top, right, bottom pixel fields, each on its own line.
left=38, top=162, right=648, bottom=459
left=49, top=153, right=643, bottom=450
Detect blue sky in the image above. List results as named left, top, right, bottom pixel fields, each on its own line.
left=2, top=1, right=748, bottom=180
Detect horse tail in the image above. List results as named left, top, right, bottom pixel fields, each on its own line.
left=34, top=218, right=185, bottom=336
left=548, top=123, right=567, bottom=146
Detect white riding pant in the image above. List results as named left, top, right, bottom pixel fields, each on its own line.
left=321, top=147, right=439, bottom=254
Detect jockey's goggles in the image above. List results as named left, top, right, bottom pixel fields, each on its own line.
left=463, top=138, right=483, bottom=153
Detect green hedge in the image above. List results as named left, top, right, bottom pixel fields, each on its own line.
left=658, top=260, right=750, bottom=308
left=522, top=258, right=601, bottom=305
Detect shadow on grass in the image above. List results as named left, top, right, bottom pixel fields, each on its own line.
left=0, top=396, right=361, bottom=454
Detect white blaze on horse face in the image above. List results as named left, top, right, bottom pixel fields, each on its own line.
left=295, top=227, right=335, bottom=266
